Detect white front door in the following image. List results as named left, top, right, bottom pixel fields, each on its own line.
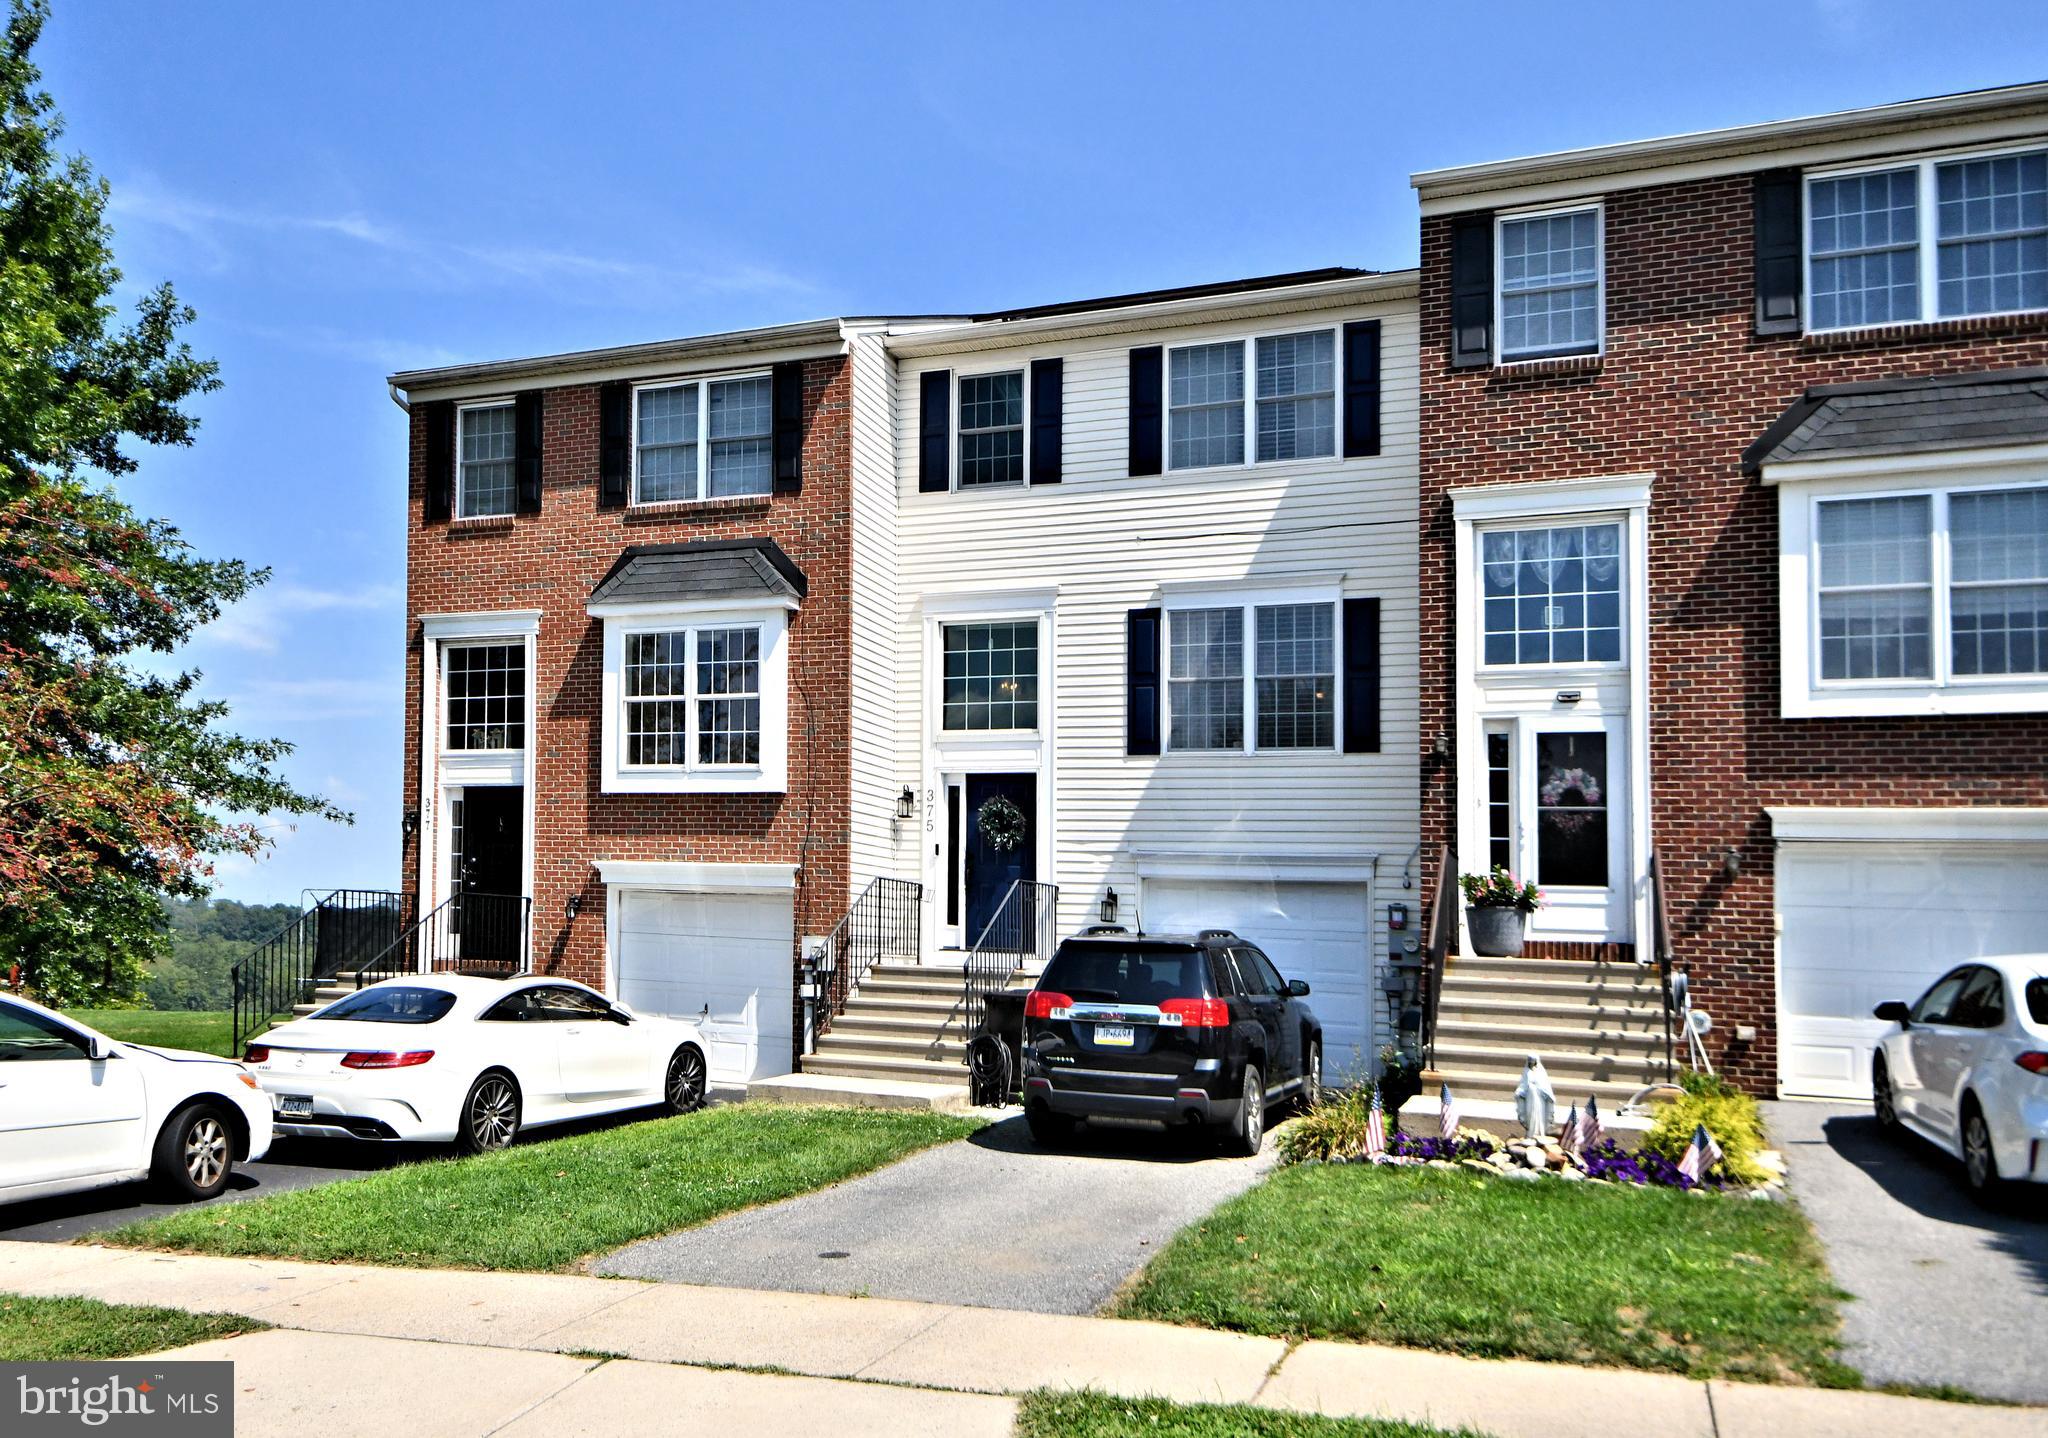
left=614, top=889, right=795, bottom=1084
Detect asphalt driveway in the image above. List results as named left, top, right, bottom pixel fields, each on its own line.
left=596, top=1112, right=1279, bottom=1314
left=1764, top=1099, right=2048, bottom=1404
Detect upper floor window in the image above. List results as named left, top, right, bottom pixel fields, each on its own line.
left=634, top=374, right=773, bottom=504
left=1497, top=208, right=1602, bottom=361
left=445, top=643, right=526, bottom=751
left=622, top=625, right=762, bottom=769
left=958, top=372, right=1025, bottom=487
left=1480, top=522, right=1623, bottom=666
left=942, top=620, right=1038, bottom=731
left=1165, top=600, right=1336, bottom=752
left=1807, top=148, right=2048, bottom=332
left=457, top=402, right=517, bottom=518
left=1169, top=342, right=1244, bottom=469
left=1167, top=329, right=1338, bottom=471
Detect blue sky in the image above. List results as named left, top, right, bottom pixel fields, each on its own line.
left=43, top=0, right=2048, bottom=904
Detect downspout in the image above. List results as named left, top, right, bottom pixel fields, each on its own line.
left=388, top=382, right=410, bottom=413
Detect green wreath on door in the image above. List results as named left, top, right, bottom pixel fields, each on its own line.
left=976, top=794, right=1028, bottom=854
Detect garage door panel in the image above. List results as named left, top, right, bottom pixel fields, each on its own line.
left=617, top=890, right=793, bottom=1086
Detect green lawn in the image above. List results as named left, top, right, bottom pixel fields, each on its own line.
left=1115, top=1163, right=1853, bottom=1385
left=0, top=1293, right=265, bottom=1361
left=1018, top=1392, right=1479, bottom=1438
left=108, top=1104, right=979, bottom=1270
left=73, top=1009, right=234, bottom=1056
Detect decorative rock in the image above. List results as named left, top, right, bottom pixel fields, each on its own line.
left=1557, top=1165, right=1586, bottom=1181
left=1460, top=1158, right=1496, bottom=1175
left=1487, top=1149, right=1515, bottom=1168
left=1520, top=1146, right=1547, bottom=1170
left=1499, top=1166, right=1541, bottom=1181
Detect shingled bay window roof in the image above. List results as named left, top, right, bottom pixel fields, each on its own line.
left=1744, top=369, right=2048, bottom=474
left=588, top=538, right=807, bottom=608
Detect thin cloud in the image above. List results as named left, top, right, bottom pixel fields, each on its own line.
left=204, top=581, right=403, bottom=656
left=220, top=675, right=399, bottom=723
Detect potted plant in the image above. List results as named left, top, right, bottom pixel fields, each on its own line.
left=1459, top=866, right=1542, bottom=957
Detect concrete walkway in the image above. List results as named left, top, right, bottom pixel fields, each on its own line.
left=6, top=1241, right=2043, bottom=1437
left=597, top=1111, right=1279, bottom=1312
left=1766, top=1099, right=2048, bottom=1405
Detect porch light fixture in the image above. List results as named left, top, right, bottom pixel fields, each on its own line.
left=1100, top=887, right=1119, bottom=925
left=565, top=894, right=582, bottom=920
left=896, top=786, right=916, bottom=821
left=1721, top=846, right=1741, bottom=880
left=400, top=809, right=420, bottom=840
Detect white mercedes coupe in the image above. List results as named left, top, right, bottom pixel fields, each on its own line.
left=244, top=975, right=708, bottom=1153
left=0, top=993, right=274, bottom=1206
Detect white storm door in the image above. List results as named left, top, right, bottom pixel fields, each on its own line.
left=1520, top=719, right=1628, bottom=941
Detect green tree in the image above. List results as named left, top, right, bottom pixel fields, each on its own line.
left=0, top=1, right=345, bottom=1006
left=144, top=897, right=300, bottom=1011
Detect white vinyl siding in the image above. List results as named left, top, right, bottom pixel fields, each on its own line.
left=846, top=330, right=904, bottom=908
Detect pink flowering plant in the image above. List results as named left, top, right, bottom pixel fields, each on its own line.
left=1458, top=866, right=1542, bottom=914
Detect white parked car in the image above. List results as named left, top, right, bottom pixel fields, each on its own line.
left=244, top=975, right=708, bottom=1153
left=1872, top=954, right=2048, bottom=1202
left=0, top=994, right=273, bottom=1207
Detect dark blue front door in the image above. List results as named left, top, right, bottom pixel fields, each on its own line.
left=964, top=774, right=1035, bottom=945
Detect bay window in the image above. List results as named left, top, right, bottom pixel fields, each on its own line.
left=594, top=604, right=789, bottom=794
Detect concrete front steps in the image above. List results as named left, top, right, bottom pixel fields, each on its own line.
left=291, top=979, right=355, bottom=1017
left=803, top=963, right=973, bottom=1088
left=1430, top=955, right=1676, bottom=1108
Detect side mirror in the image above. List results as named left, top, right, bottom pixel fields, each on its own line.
left=1873, top=1000, right=1910, bottom=1027
left=1286, top=979, right=1311, bottom=998
left=605, top=1006, right=634, bottom=1026
left=85, top=1034, right=112, bottom=1061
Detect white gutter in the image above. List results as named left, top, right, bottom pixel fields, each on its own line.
left=388, top=316, right=851, bottom=398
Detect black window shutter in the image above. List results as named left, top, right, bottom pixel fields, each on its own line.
left=1342, top=598, right=1381, bottom=754
left=1029, top=357, right=1063, bottom=485
left=599, top=381, right=630, bottom=509
left=1126, top=607, right=1162, bottom=756
left=1449, top=213, right=1494, bottom=369
left=514, top=390, right=544, bottom=514
left=919, top=370, right=951, bottom=493
left=422, top=399, right=453, bottom=523
left=1754, top=169, right=1803, bottom=337
left=1128, top=346, right=1163, bottom=476
left=1341, top=320, right=1382, bottom=458
left=772, top=361, right=804, bottom=493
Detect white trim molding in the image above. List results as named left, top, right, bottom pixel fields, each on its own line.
left=420, top=609, right=542, bottom=640
left=1130, top=849, right=1379, bottom=885
left=1767, top=806, right=2048, bottom=846
left=1451, top=474, right=1654, bottom=521
left=594, top=860, right=799, bottom=892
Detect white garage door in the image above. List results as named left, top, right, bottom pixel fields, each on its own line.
left=1778, top=841, right=2048, bottom=1100
left=615, top=889, right=794, bottom=1085
left=1141, top=878, right=1373, bottom=1080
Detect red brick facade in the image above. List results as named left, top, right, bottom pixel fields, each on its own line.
left=1418, top=173, right=2048, bottom=1092
left=400, top=356, right=852, bottom=1070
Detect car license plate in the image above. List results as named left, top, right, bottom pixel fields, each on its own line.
left=276, top=1094, right=314, bottom=1119
left=1094, top=1023, right=1135, bottom=1047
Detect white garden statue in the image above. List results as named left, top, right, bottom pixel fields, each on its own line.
left=1515, top=1054, right=1557, bottom=1138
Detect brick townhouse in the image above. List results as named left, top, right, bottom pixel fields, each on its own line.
left=1411, top=83, right=2048, bottom=1099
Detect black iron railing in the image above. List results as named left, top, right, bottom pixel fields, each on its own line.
left=1647, top=850, right=1678, bottom=1083
left=230, top=888, right=413, bottom=1056
left=960, top=879, right=1059, bottom=1054
left=1419, top=843, right=1456, bottom=1072
left=354, top=892, right=533, bottom=986
left=815, top=877, right=923, bottom=1024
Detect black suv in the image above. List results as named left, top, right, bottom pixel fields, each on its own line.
left=1018, top=927, right=1321, bottom=1154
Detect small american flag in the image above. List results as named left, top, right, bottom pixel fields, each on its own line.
left=1576, top=1096, right=1603, bottom=1154
left=1364, top=1086, right=1387, bottom=1160
left=1558, top=1103, right=1580, bottom=1157
left=1438, top=1081, right=1459, bottom=1141
left=1678, top=1123, right=1723, bottom=1183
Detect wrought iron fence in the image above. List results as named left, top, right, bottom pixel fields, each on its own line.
left=815, top=877, right=923, bottom=1022
left=960, top=879, right=1059, bottom=1052
left=355, top=892, right=532, bottom=986
left=230, top=889, right=412, bottom=1057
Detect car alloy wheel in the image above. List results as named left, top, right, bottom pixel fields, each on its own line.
left=1301, top=1042, right=1323, bottom=1110
left=468, top=1075, right=520, bottom=1151
left=1238, top=1065, right=1264, bottom=1154
left=1872, top=1059, right=1898, bottom=1131
left=666, top=1046, right=707, bottom=1114
left=183, top=1114, right=228, bottom=1191
left=1964, top=1109, right=1996, bottom=1193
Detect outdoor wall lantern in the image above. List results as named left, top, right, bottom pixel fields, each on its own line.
left=565, top=894, right=583, bottom=921
left=896, top=786, right=916, bottom=821
left=1721, top=846, right=1742, bottom=880
left=400, top=809, right=420, bottom=840
left=1100, top=887, right=1119, bottom=925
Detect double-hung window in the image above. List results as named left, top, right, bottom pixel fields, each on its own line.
left=1479, top=522, right=1624, bottom=666
left=1497, top=207, right=1602, bottom=361
left=941, top=620, right=1038, bottom=731
left=958, top=372, right=1025, bottom=487
left=622, top=624, right=762, bottom=769
left=633, top=374, right=773, bottom=503
left=1168, top=330, right=1336, bottom=471
left=1807, top=147, right=2048, bottom=331
left=444, top=643, right=526, bottom=751
left=1165, top=600, right=1336, bottom=752
left=456, top=402, right=517, bottom=518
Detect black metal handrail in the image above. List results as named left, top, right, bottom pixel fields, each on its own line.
left=814, top=877, right=923, bottom=1026
left=229, top=888, right=413, bottom=1056
left=1647, top=850, right=1678, bottom=1082
left=1419, top=843, right=1456, bottom=1072
left=960, top=879, right=1059, bottom=1057
left=354, top=892, right=533, bottom=986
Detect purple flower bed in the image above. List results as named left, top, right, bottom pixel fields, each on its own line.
left=1385, top=1130, right=1498, bottom=1162
left=1579, top=1138, right=1733, bottom=1191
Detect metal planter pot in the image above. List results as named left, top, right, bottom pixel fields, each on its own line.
left=1465, top=905, right=1527, bottom=958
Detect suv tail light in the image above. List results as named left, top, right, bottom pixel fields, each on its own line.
left=1161, top=997, right=1230, bottom=1028
left=1024, top=990, right=1072, bottom=1020
left=242, top=1045, right=270, bottom=1063
left=2016, top=1051, right=2048, bottom=1075
left=340, top=1050, right=434, bottom=1070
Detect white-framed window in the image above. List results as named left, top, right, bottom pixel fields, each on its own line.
left=958, top=371, right=1026, bottom=488
left=456, top=401, right=517, bottom=518
left=1807, top=146, right=2048, bottom=332
left=443, top=643, right=526, bottom=752
left=632, top=372, right=773, bottom=504
left=1163, top=599, right=1337, bottom=753
left=941, top=619, right=1039, bottom=730
left=592, top=602, right=790, bottom=793
left=1167, top=328, right=1337, bottom=471
left=1496, top=206, right=1603, bottom=361
left=1478, top=521, right=1624, bottom=667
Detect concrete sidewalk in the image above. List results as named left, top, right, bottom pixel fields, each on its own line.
left=5, top=1241, right=2043, bottom=1438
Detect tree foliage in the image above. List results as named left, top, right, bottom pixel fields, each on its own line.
left=0, top=1, right=345, bottom=1004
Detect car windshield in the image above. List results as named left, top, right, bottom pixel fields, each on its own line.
left=1039, top=945, right=1210, bottom=1005
left=2028, top=978, right=2048, bottom=1027
left=312, top=986, right=458, bottom=1024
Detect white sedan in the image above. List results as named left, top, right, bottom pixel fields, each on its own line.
left=1872, top=953, right=2048, bottom=1202
left=0, top=994, right=273, bottom=1207
left=244, top=975, right=708, bottom=1153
